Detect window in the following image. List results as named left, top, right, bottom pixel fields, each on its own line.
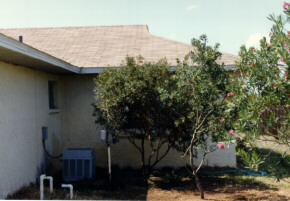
left=48, top=81, right=58, bottom=109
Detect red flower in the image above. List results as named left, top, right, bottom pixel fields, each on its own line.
left=229, top=130, right=235, bottom=136
left=231, top=78, right=235, bottom=82
left=220, top=118, right=225, bottom=123
left=227, top=92, right=234, bottom=97
left=283, top=2, right=290, bottom=9
left=284, top=44, right=288, bottom=48
left=281, top=57, right=285, bottom=62
left=218, top=142, right=226, bottom=149
left=253, top=49, right=256, bottom=53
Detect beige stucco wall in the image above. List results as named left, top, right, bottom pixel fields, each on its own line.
left=0, top=61, right=62, bottom=199
left=60, top=75, right=237, bottom=169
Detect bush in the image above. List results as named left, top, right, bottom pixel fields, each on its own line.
left=237, top=148, right=264, bottom=171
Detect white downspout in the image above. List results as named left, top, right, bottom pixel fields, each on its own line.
left=40, top=174, right=53, bottom=200
left=61, top=184, right=74, bottom=199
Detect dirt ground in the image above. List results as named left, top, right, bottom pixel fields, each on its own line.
left=147, top=174, right=290, bottom=201
left=147, top=179, right=290, bottom=201
left=7, top=167, right=290, bottom=200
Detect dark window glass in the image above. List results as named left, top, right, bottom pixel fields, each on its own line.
left=48, top=81, right=58, bottom=109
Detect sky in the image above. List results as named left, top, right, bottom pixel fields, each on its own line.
left=0, top=0, right=287, bottom=55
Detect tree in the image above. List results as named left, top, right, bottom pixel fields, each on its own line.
left=226, top=3, right=290, bottom=180
left=228, top=3, right=290, bottom=147
left=94, top=56, right=180, bottom=179
left=94, top=36, right=237, bottom=199
left=160, top=35, right=237, bottom=199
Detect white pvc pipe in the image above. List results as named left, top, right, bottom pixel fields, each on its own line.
left=61, top=184, right=74, bottom=199
left=40, top=175, right=45, bottom=200
left=48, top=176, right=53, bottom=193
left=40, top=174, right=53, bottom=200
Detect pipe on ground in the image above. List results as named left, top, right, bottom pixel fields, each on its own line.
left=40, top=174, right=53, bottom=200
left=61, top=184, right=74, bottom=199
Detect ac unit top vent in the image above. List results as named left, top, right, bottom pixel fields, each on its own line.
left=63, top=148, right=95, bottom=159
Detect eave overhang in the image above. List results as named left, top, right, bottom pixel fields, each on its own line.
left=0, top=33, right=80, bottom=74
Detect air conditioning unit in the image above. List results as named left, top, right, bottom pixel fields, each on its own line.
left=62, top=148, right=96, bottom=182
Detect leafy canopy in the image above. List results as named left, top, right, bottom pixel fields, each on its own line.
left=163, top=35, right=237, bottom=153
left=94, top=56, right=175, bottom=139
left=94, top=56, right=179, bottom=177
left=228, top=8, right=290, bottom=145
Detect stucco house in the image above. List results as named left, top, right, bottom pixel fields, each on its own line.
left=0, top=25, right=238, bottom=198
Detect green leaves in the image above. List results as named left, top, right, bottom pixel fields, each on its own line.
left=237, top=148, right=265, bottom=171
left=168, top=35, right=238, bottom=151
left=228, top=9, right=290, bottom=146
left=94, top=56, right=176, bottom=140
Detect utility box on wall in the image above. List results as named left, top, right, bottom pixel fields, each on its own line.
left=62, top=148, right=96, bottom=182
left=42, top=126, right=48, bottom=140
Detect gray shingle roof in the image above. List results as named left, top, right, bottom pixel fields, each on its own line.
left=0, top=25, right=238, bottom=68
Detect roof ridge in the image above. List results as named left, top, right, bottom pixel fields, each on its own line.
left=150, top=34, right=193, bottom=48
left=0, top=24, right=149, bottom=30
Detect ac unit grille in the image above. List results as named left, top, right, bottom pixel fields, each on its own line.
left=62, top=149, right=96, bottom=182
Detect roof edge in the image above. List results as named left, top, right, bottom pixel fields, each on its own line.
left=0, top=33, right=80, bottom=73
left=0, top=24, right=149, bottom=30
left=79, top=65, right=237, bottom=74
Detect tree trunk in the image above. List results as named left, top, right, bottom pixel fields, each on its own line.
left=189, top=135, right=205, bottom=199
left=193, top=170, right=204, bottom=199
left=141, top=137, right=146, bottom=178
left=140, top=138, right=150, bottom=186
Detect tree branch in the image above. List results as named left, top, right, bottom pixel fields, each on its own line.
left=194, top=109, right=213, bottom=134
left=151, top=144, right=172, bottom=169
left=196, top=151, right=208, bottom=172
left=127, top=135, right=142, bottom=153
